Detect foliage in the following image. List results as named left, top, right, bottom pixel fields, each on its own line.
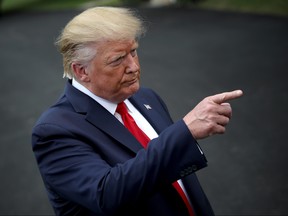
left=1, top=0, right=288, bottom=17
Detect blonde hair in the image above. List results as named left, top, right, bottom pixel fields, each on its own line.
left=55, top=7, right=146, bottom=79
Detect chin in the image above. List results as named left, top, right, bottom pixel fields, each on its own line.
left=131, top=81, right=140, bottom=92
left=125, top=82, right=140, bottom=98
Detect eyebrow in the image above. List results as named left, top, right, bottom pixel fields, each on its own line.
left=106, top=42, right=139, bottom=63
left=132, top=42, right=139, bottom=51
left=133, top=42, right=139, bottom=49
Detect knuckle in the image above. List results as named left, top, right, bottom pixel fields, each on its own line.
left=207, top=121, right=216, bottom=131
left=205, top=103, right=215, bottom=112
left=218, top=126, right=226, bottom=134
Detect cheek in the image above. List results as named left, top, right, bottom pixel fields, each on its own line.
left=100, top=69, right=125, bottom=89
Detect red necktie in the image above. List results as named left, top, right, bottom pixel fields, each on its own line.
left=116, top=102, right=195, bottom=216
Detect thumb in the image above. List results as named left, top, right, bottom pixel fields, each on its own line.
left=210, top=90, right=243, bottom=104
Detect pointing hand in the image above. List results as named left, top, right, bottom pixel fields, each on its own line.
left=183, top=90, right=243, bottom=139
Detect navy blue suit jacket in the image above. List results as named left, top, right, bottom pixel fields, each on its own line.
left=32, top=80, right=214, bottom=216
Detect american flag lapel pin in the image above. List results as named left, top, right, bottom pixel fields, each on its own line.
left=144, top=104, right=152, bottom=110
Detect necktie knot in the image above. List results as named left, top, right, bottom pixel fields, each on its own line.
left=116, top=101, right=128, bottom=115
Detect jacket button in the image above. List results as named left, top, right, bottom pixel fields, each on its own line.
left=191, top=165, right=197, bottom=171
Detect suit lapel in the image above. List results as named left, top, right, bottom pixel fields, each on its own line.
left=85, top=101, right=143, bottom=153
left=65, top=80, right=143, bottom=154
left=66, top=80, right=171, bottom=154
left=129, top=96, right=170, bottom=134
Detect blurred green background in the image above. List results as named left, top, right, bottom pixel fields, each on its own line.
left=1, top=0, right=288, bottom=17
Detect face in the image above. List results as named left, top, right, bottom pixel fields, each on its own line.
left=84, top=39, right=141, bottom=103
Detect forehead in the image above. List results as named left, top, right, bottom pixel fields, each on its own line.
left=97, top=40, right=138, bottom=56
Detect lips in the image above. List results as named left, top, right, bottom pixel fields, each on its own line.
left=126, top=77, right=139, bottom=85
left=125, top=72, right=140, bottom=85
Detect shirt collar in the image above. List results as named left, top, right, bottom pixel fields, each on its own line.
left=72, top=78, right=117, bottom=115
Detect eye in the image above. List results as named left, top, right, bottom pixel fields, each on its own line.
left=110, top=56, right=124, bottom=66
left=131, top=49, right=137, bottom=57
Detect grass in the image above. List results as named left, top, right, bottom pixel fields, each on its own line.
left=1, top=0, right=122, bottom=12
left=1, top=0, right=288, bottom=17
left=193, top=0, right=288, bottom=17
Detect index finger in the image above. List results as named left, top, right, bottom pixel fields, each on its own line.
left=210, top=90, right=243, bottom=104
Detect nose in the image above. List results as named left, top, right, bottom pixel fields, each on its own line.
left=125, top=54, right=139, bottom=73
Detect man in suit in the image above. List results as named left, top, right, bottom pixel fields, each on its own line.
left=32, top=7, right=243, bottom=216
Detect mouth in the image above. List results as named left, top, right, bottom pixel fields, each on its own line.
left=123, top=78, right=138, bottom=87
left=129, top=76, right=139, bottom=83
left=125, top=73, right=140, bottom=85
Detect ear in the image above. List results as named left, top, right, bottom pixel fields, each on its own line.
left=71, top=63, right=90, bottom=82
